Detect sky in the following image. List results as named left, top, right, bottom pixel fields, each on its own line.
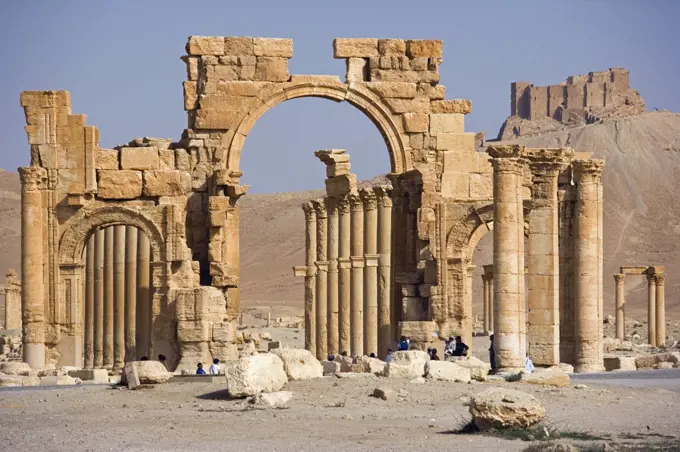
left=0, top=0, right=678, bottom=193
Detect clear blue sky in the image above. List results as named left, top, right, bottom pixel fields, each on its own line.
left=1, top=1, right=678, bottom=193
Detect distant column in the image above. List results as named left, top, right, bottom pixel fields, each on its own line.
left=302, top=202, right=317, bottom=356
left=103, top=227, right=114, bottom=370
left=337, top=197, right=351, bottom=355
left=362, top=189, right=379, bottom=356
left=647, top=272, right=657, bottom=347
left=94, top=228, right=105, bottom=368
left=614, top=273, right=625, bottom=340
left=482, top=273, right=491, bottom=334
left=113, top=226, right=126, bottom=371
left=572, top=159, right=605, bottom=373
left=125, top=226, right=138, bottom=362
left=84, top=236, right=95, bottom=369
left=375, top=186, right=392, bottom=358
left=326, top=199, right=339, bottom=355
left=350, top=194, right=365, bottom=356
left=655, top=274, right=665, bottom=347
left=136, top=231, right=151, bottom=360
left=464, top=264, right=475, bottom=347
left=314, top=200, right=329, bottom=360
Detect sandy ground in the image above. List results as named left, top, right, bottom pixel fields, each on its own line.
left=1, top=373, right=679, bottom=452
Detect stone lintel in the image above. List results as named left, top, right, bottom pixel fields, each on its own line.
left=293, top=265, right=308, bottom=277
left=620, top=266, right=649, bottom=275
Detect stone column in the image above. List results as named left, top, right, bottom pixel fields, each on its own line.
left=113, top=226, right=126, bottom=370
left=19, top=167, right=46, bottom=369
left=84, top=235, right=95, bottom=369
left=302, top=202, right=317, bottom=356
left=558, top=186, right=575, bottom=364
left=572, top=159, right=605, bottom=373
left=124, top=226, right=138, bottom=361
left=337, top=197, right=351, bottom=355
left=614, top=273, right=625, bottom=340
left=326, top=199, right=339, bottom=355
left=361, top=189, right=379, bottom=356
left=526, top=154, right=566, bottom=366
left=94, top=228, right=105, bottom=368
left=647, top=272, right=656, bottom=347
left=655, top=274, right=665, bottom=347
left=102, top=227, right=114, bottom=369
left=488, top=145, right=526, bottom=371
left=350, top=194, right=365, bottom=356
left=375, top=186, right=392, bottom=358
left=464, top=264, right=475, bottom=347
left=4, top=270, right=22, bottom=331
left=482, top=273, right=490, bottom=334
left=313, top=200, right=329, bottom=360
left=136, top=231, right=151, bottom=359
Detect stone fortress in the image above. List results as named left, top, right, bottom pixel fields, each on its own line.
left=498, top=68, right=646, bottom=140
left=14, top=35, right=618, bottom=376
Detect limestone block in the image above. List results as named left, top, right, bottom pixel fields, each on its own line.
left=0, top=362, right=32, bottom=375
left=212, top=322, right=236, bottom=343
left=143, top=170, right=190, bottom=196
left=436, top=132, right=475, bottom=152
left=253, top=38, right=293, bottom=58
left=271, top=349, right=323, bottom=380
left=431, top=99, right=472, bottom=115
left=39, top=375, right=81, bottom=386
left=68, top=369, right=109, bottom=383
left=158, top=150, right=175, bottom=170
left=175, top=149, right=191, bottom=171
left=378, top=39, right=406, bottom=56
left=469, top=388, right=545, bottom=430
left=177, top=320, right=211, bottom=342
left=0, top=375, right=40, bottom=387
left=603, top=356, right=637, bottom=371
left=322, top=360, right=342, bottom=376
left=209, top=342, right=238, bottom=362
left=95, top=149, right=119, bottom=170
left=333, top=38, right=379, bottom=58
left=402, top=113, right=429, bottom=133
left=455, top=356, right=491, bottom=381
left=218, top=81, right=273, bottom=97
left=520, top=370, right=570, bottom=387
left=183, top=81, right=198, bottom=110
left=195, top=95, right=263, bottom=129
left=135, top=361, right=172, bottom=384
left=469, top=173, right=492, bottom=199
left=123, top=362, right=140, bottom=389
left=225, top=353, right=288, bottom=397
left=417, top=83, right=446, bottom=100
left=248, top=391, right=293, bottom=408
left=336, top=355, right=354, bottom=372
left=410, top=57, right=428, bottom=71
left=430, top=113, right=464, bottom=134
left=384, top=97, right=430, bottom=114
left=406, top=40, right=443, bottom=58
left=97, top=170, right=142, bottom=199
left=424, top=360, right=471, bottom=383
left=186, top=36, right=225, bottom=56
left=213, top=65, right=239, bottom=81
left=120, top=147, right=159, bottom=170
left=656, top=362, right=673, bottom=370
left=254, top=57, right=289, bottom=82
left=384, top=350, right=429, bottom=378
left=224, top=37, right=255, bottom=56
left=365, top=82, right=417, bottom=98
left=354, top=356, right=387, bottom=375
left=346, top=58, right=368, bottom=82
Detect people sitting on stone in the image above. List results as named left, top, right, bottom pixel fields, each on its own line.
left=209, top=358, right=220, bottom=375
left=444, top=336, right=456, bottom=357
left=327, top=354, right=335, bottom=361
left=451, top=336, right=469, bottom=357
left=196, top=362, right=206, bottom=375
left=140, top=356, right=149, bottom=361
left=158, top=354, right=167, bottom=369
left=369, top=353, right=376, bottom=358
left=397, top=336, right=410, bottom=351
left=525, top=355, right=535, bottom=374
left=430, top=348, right=440, bottom=360
left=385, top=349, right=393, bottom=363
left=489, top=334, right=496, bottom=371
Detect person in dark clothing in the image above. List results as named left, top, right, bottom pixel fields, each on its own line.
left=196, top=362, right=206, bottom=375
left=451, top=336, right=469, bottom=357
left=369, top=353, right=376, bottom=358
left=140, top=356, right=149, bottom=361
left=489, top=334, right=496, bottom=371
left=398, top=336, right=410, bottom=351
left=430, top=348, right=440, bottom=361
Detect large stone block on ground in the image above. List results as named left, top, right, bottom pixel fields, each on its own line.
left=454, top=356, right=491, bottom=381
left=271, top=349, right=323, bottom=381
left=39, top=375, right=82, bottom=386
left=322, top=360, right=342, bottom=376
left=97, top=170, right=142, bottom=199
left=225, top=353, right=287, bottom=397
left=425, top=360, right=471, bottom=383
left=68, top=369, right=109, bottom=383
left=129, top=360, right=172, bottom=384
left=0, top=362, right=32, bottom=375
left=603, top=356, right=637, bottom=371
left=248, top=391, right=293, bottom=408
left=384, top=350, right=429, bottom=378
left=123, top=362, right=141, bottom=389
left=0, top=375, right=39, bottom=387
left=469, top=388, right=545, bottom=430
left=353, top=356, right=387, bottom=375
left=520, top=370, right=570, bottom=387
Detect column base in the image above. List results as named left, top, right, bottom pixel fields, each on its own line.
left=574, top=363, right=605, bottom=373
left=24, top=343, right=46, bottom=370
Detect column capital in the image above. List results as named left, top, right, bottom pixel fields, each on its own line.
left=302, top=201, right=317, bottom=221
left=646, top=272, right=657, bottom=284
left=337, top=195, right=351, bottom=214
left=19, top=166, right=48, bottom=192
left=491, top=157, right=525, bottom=174
left=572, top=159, right=605, bottom=182
left=349, top=193, right=363, bottom=212
left=654, top=273, right=665, bottom=286
left=374, top=185, right=393, bottom=207
left=525, top=148, right=574, bottom=172
left=613, top=273, right=625, bottom=283
left=326, top=197, right=339, bottom=215
left=311, top=199, right=328, bottom=218
left=359, top=188, right=377, bottom=210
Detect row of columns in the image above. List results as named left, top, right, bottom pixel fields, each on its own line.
left=83, top=226, right=152, bottom=370
left=300, top=186, right=393, bottom=360
left=489, top=145, right=605, bottom=373
left=481, top=265, right=493, bottom=334
left=614, top=272, right=666, bottom=346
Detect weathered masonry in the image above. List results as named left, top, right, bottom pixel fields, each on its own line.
left=19, top=36, right=605, bottom=373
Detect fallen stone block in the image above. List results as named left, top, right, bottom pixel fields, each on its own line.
left=425, top=360, right=471, bottom=383
left=547, top=363, right=575, bottom=374
left=469, top=388, right=545, bottom=430
left=604, top=356, right=637, bottom=371
left=454, top=356, right=490, bottom=381
left=520, top=370, right=570, bottom=387
left=39, top=375, right=82, bottom=386
left=248, top=391, right=293, bottom=408
left=267, top=341, right=281, bottom=351
left=0, top=362, right=32, bottom=375
left=371, top=386, right=394, bottom=401
left=135, top=361, right=172, bottom=384
left=354, top=356, right=387, bottom=375
left=68, top=369, right=109, bottom=383
left=225, top=353, right=287, bottom=397
left=656, top=362, right=674, bottom=370
left=384, top=350, right=428, bottom=378
left=124, top=362, right=141, bottom=390
left=271, top=349, right=323, bottom=381
left=334, top=372, right=377, bottom=379
left=0, top=375, right=39, bottom=387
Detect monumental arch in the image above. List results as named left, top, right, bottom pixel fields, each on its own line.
left=19, top=36, right=605, bottom=373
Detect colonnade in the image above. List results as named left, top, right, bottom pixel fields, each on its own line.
left=481, top=264, right=493, bottom=334
left=613, top=267, right=666, bottom=346
left=83, top=226, right=152, bottom=370
left=297, top=186, right=393, bottom=360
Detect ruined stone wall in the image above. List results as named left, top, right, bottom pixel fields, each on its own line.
left=501, top=68, right=645, bottom=139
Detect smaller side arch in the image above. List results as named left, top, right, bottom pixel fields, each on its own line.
left=59, top=205, right=165, bottom=266
left=446, top=204, right=494, bottom=261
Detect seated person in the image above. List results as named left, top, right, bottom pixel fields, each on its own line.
left=196, top=362, right=206, bottom=375
left=397, top=336, right=410, bottom=351
left=451, top=336, right=469, bottom=357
